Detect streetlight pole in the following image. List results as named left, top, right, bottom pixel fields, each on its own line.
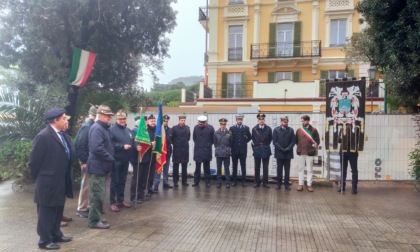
left=367, top=65, right=378, bottom=113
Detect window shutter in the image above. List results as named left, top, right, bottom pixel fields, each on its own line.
left=269, top=23, right=276, bottom=58
left=347, top=69, right=355, bottom=78
left=319, top=70, right=328, bottom=97
left=268, top=72, right=275, bottom=82
left=222, top=73, right=227, bottom=98
left=292, top=71, right=301, bottom=82
left=320, top=70, right=329, bottom=80
left=241, top=72, right=246, bottom=98
left=293, top=21, right=302, bottom=57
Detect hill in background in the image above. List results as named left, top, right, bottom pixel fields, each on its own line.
left=169, top=76, right=203, bottom=86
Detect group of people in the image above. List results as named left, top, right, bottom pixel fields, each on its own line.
left=29, top=106, right=359, bottom=250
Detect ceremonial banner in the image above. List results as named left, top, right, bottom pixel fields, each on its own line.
left=68, top=48, right=96, bottom=87
left=135, top=113, right=151, bottom=162
left=154, top=102, right=167, bottom=175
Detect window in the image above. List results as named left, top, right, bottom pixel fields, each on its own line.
left=329, top=70, right=346, bottom=79
left=228, top=25, right=243, bottom=61
left=276, top=72, right=292, bottom=81
left=330, top=19, right=347, bottom=46
left=227, top=73, right=243, bottom=98
left=228, top=0, right=244, bottom=4
left=276, top=23, right=294, bottom=57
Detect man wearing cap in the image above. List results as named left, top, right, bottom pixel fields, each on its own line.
left=87, top=104, right=115, bottom=229
left=229, top=114, right=251, bottom=187
left=153, top=115, right=174, bottom=191
left=251, top=113, right=272, bottom=188
left=192, top=115, right=215, bottom=187
left=214, top=118, right=232, bottom=188
left=273, top=116, right=296, bottom=190
left=295, top=115, right=320, bottom=192
left=171, top=115, right=191, bottom=187
left=74, top=105, right=97, bottom=218
left=109, top=109, right=132, bottom=212
left=29, top=108, right=74, bottom=250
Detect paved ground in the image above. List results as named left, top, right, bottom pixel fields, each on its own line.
left=0, top=178, right=419, bottom=252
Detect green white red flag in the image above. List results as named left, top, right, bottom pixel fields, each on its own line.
left=68, top=47, right=96, bottom=87
left=135, top=113, right=151, bottom=162
left=154, top=102, right=167, bottom=175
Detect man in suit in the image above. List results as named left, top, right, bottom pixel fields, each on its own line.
left=29, top=108, right=74, bottom=250
left=251, top=113, right=272, bottom=189
left=272, top=116, right=296, bottom=190
left=338, top=125, right=361, bottom=194
left=229, top=113, right=251, bottom=187
left=171, top=115, right=191, bottom=187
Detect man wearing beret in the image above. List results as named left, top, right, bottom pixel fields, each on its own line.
left=192, top=115, right=215, bottom=187
left=87, top=105, right=115, bottom=229
left=214, top=118, right=232, bottom=188
left=153, top=115, right=174, bottom=191
left=109, top=109, right=132, bottom=212
left=171, top=115, right=191, bottom=187
left=29, top=108, right=74, bottom=250
left=229, top=113, right=251, bottom=187
left=74, top=105, right=97, bottom=218
left=251, top=113, right=272, bottom=188
left=273, top=116, right=296, bottom=190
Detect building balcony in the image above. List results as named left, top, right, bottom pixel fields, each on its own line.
left=251, top=41, right=321, bottom=59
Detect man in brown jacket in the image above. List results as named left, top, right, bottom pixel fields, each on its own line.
left=295, top=115, right=320, bottom=192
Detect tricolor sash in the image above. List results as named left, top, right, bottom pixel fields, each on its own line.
left=299, top=126, right=318, bottom=155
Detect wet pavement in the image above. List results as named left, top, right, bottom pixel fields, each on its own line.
left=0, top=178, right=419, bottom=252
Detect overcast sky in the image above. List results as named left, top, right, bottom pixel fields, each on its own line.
left=143, top=0, right=206, bottom=89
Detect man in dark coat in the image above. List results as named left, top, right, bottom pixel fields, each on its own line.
left=109, top=109, right=132, bottom=212
left=29, top=108, right=74, bottom=250
left=192, top=115, right=215, bottom=187
left=338, top=125, right=361, bottom=194
left=229, top=113, right=251, bottom=187
left=251, top=113, right=272, bottom=188
left=153, top=115, right=174, bottom=191
left=74, top=105, right=97, bottom=218
left=214, top=118, right=232, bottom=188
left=87, top=105, right=115, bottom=229
left=171, top=115, right=191, bottom=187
left=272, top=116, right=296, bottom=190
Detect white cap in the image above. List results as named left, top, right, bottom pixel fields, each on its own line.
left=197, top=115, right=207, bottom=122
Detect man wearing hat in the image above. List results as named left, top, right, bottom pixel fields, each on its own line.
left=109, top=109, right=132, bottom=212
left=214, top=118, right=232, bottom=188
left=74, top=105, right=97, bottom=218
left=192, top=115, right=215, bottom=187
left=251, top=113, right=273, bottom=188
left=273, top=116, right=296, bottom=190
left=171, top=115, right=191, bottom=187
left=153, top=115, right=174, bottom=191
left=229, top=113, right=251, bottom=187
left=87, top=104, right=115, bottom=229
left=29, top=108, right=74, bottom=249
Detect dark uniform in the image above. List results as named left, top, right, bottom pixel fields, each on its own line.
left=229, top=114, right=251, bottom=187
left=171, top=115, right=191, bottom=187
left=252, top=113, right=272, bottom=188
left=214, top=118, right=232, bottom=188
left=338, top=125, right=361, bottom=194
left=272, top=116, right=295, bottom=190
left=192, top=116, right=215, bottom=187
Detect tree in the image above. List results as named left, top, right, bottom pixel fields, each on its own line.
left=0, top=0, right=177, bottom=91
left=353, top=0, right=420, bottom=110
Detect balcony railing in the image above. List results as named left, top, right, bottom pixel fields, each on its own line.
left=251, top=40, right=321, bottom=59
left=228, top=47, right=243, bottom=61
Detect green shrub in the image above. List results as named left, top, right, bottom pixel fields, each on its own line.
left=409, top=116, right=420, bottom=191
left=0, top=140, right=32, bottom=181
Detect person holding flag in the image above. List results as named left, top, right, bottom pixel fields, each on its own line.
left=153, top=113, right=172, bottom=192
left=295, top=115, right=320, bottom=192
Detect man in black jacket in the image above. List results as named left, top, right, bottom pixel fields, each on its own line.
left=29, top=108, right=74, bottom=250
left=74, top=106, right=97, bottom=218
left=252, top=113, right=272, bottom=188
left=229, top=114, right=251, bottom=187
left=87, top=105, right=115, bottom=229
left=171, top=115, right=191, bottom=187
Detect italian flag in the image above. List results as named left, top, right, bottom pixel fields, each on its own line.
left=68, top=47, right=96, bottom=87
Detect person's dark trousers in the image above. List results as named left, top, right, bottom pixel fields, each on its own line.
left=139, top=162, right=150, bottom=198
left=216, top=157, right=231, bottom=184
left=154, top=155, right=171, bottom=187
left=173, top=162, right=188, bottom=185
left=194, top=161, right=211, bottom=184
left=130, top=162, right=142, bottom=201
left=147, top=159, right=156, bottom=192
left=254, top=157, right=270, bottom=185
left=37, top=204, right=64, bottom=245
left=232, top=153, right=247, bottom=184
left=88, top=173, right=106, bottom=226
left=110, top=160, right=129, bottom=204
left=276, top=158, right=291, bottom=187
left=340, top=153, right=358, bottom=190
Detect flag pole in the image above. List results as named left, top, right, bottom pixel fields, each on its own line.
left=134, top=107, right=143, bottom=210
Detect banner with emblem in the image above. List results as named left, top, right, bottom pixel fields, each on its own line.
left=325, top=80, right=366, bottom=151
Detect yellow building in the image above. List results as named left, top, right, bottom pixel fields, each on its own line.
left=187, top=0, right=383, bottom=112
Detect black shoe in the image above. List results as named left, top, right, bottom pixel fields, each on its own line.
left=216, top=183, right=221, bottom=188
left=39, top=243, right=60, bottom=250
left=206, top=183, right=211, bottom=187
left=163, top=184, right=173, bottom=189
left=351, top=189, right=357, bottom=194
left=253, top=184, right=260, bottom=188
left=263, top=184, right=270, bottom=189
left=76, top=210, right=88, bottom=218
left=276, top=185, right=281, bottom=190
left=226, top=184, right=230, bottom=189
left=152, top=187, right=159, bottom=193
left=232, top=182, right=237, bottom=187
left=192, top=183, right=199, bottom=187
left=337, top=188, right=345, bottom=193
left=53, top=236, right=72, bottom=243
left=182, top=183, right=189, bottom=187
left=242, top=183, right=248, bottom=187
left=174, top=183, right=179, bottom=188
left=285, top=184, right=291, bottom=190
